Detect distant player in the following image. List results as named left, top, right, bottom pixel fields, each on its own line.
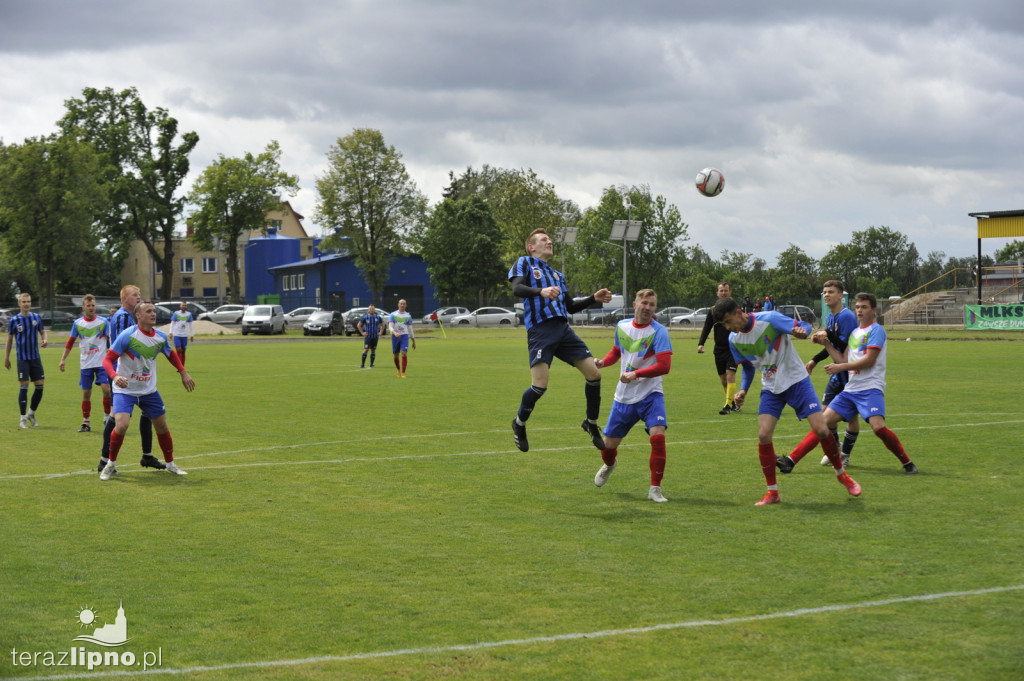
left=593, top=289, right=673, bottom=502
left=358, top=303, right=384, bottom=368
left=508, top=228, right=613, bottom=452
left=713, top=297, right=862, bottom=505
left=780, top=293, right=917, bottom=475
left=697, top=281, right=739, bottom=414
left=100, top=302, right=195, bottom=480
left=4, top=292, right=47, bottom=428
left=388, top=299, right=416, bottom=377
left=58, top=294, right=112, bottom=432
left=168, top=301, right=195, bottom=366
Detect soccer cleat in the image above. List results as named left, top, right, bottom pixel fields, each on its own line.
left=511, top=418, right=529, bottom=452
left=400, top=373, right=407, bottom=378
left=648, top=486, right=668, bottom=503
left=841, top=453, right=850, bottom=468
left=581, top=419, right=604, bottom=449
left=755, top=490, right=781, bottom=506
left=140, top=454, right=167, bottom=470
left=78, top=423, right=91, bottom=433
left=903, top=462, right=919, bottom=475
left=594, top=463, right=616, bottom=487
left=718, top=405, right=733, bottom=415
left=396, top=371, right=402, bottom=377
left=837, top=471, right=862, bottom=496
left=820, top=454, right=831, bottom=466
left=776, top=455, right=795, bottom=474
left=99, top=462, right=117, bottom=481
left=731, top=404, right=741, bottom=413
left=165, top=462, right=188, bottom=476
left=26, top=413, right=38, bottom=427
left=19, top=419, right=28, bottom=429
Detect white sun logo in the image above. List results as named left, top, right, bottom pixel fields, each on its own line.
left=76, top=607, right=99, bottom=627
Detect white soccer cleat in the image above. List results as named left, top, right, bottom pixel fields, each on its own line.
left=820, top=454, right=831, bottom=466
left=648, top=486, right=668, bottom=503
left=99, top=462, right=117, bottom=481
left=594, top=463, right=616, bottom=487
left=26, top=412, right=38, bottom=427
left=19, top=419, right=28, bottom=429
left=165, top=462, right=188, bottom=476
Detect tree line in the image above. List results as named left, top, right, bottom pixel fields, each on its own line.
left=2, top=86, right=1022, bottom=309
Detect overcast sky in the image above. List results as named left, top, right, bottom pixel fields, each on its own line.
left=2, top=0, right=1022, bottom=266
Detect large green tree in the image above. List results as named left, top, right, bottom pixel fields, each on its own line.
left=59, top=86, right=199, bottom=300
left=187, top=141, right=300, bottom=303
left=417, top=195, right=504, bottom=306
left=315, top=129, right=427, bottom=301
left=0, top=136, right=107, bottom=304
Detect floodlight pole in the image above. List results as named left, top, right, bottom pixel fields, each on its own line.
left=558, top=226, right=578, bottom=277
left=609, top=218, right=643, bottom=307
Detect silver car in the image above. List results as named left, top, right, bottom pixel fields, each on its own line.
left=423, top=306, right=470, bottom=326
left=284, top=307, right=321, bottom=325
left=670, top=307, right=710, bottom=327
left=450, top=307, right=519, bottom=327
left=198, top=304, right=247, bottom=324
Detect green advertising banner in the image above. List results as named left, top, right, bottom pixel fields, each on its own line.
left=964, top=304, right=1024, bottom=330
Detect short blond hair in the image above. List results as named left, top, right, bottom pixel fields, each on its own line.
left=525, top=228, right=548, bottom=252
left=634, top=288, right=657, bottom=301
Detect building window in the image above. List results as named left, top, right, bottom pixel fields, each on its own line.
left=268, top=219, right=283, bottom=234
left=202, top=287, right=218, bottom=297
left=155, top=261, right=162, bottom=274
left=180, top=258, right=194, bottom=274
left=180, top=288, right=194, bottom=298
left=202, top=257, right=217, bottom=273
left=297, top=273, right=304, bottom=289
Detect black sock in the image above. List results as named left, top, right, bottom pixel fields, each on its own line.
left=361, top=351, right=367, bottom=366
left=842, top=430, right=860, bottom=455
left=140, top=416, right=153, bottom=454
left=101, top=418, right=115, bottom=457
left=18, top=386, right=28, bottom=415
left=585, top=379, right=601, bottom=422
left=30, top=386, right=43, bottom=411
left=517, top=385, right=546, bottom=422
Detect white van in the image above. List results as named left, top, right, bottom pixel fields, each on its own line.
left=241, top=304, right=286, bottom=335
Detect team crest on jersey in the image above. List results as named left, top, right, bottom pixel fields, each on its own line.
left=532, top=268, right=542, bottom=280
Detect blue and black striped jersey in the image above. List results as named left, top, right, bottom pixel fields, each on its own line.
left=7, top=313, right=44, bottom=360
left=508, top=256, right=569, bottom=331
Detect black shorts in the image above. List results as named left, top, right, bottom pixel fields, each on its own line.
left=526, top=318, right=593, bottom=368
left=363, top=336, right=379, bottom=350
left=713, top=350, right=737, bottom=376
left=17, top=357, right=45, bottom=382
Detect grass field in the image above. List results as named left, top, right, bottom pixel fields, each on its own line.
left=2, top=326, right=1023, bottom=680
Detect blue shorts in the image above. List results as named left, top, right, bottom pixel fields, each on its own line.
left=526, top=318, right=593, bottom=368
left=79, top=367, right=110, bottom=390
left=392, top=335, right=410, bottom=353
left=17, top=358, right=44, bottom=382
left=173, top=336, right=188, bottom=350
left=364, top=336, right=379, bottom=350
left=604, top=392, right=668, bottom=439
left=827, top=388, right=886, bottom=422
left=112, top=391, right=167, bottom=419
left=758, top=378, right=822, bottom=420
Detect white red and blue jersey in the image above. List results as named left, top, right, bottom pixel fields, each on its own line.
left=728, top=311, right=813, bottom=395
left=170, top=310, right=193, bottom=337
left=508, top=256, right=569, bottom=330
left=388, top=310, right=414, bottom=338
left=612, top=319, right=672, bottom=404
left=7, top=313, right=44, bottom=360
left=108, top=326, right=174, bottom=396
left=70, top=315, right=109, bottom=369
left=845, top=322, right=888, bottom=393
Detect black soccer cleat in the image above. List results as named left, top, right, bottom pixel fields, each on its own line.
left=140, top=454, right=167, bottom=470
left=903, top=462, right=919, bottom=475
left=776, top=455, right=795, bottom=474
left=511, top=418, right=529, bottom=452
left=718, top=406, right=733, bottom=415
left=78, top=423, right=91, bottom=432
left=581, top=419, right=604, bottom=450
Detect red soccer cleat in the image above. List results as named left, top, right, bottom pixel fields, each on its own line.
left=837, top=472, right=862, bottom=497
left=755, top=490, right=781, bottom=506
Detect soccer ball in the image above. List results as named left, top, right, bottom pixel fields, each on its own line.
left=695, top=167, right=724, bottom=197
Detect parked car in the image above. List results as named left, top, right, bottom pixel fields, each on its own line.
left=0, top=307, right=19, bottom=326
left=343, top=307, right=389, bottom=336
left=284, top=306, right=321, bottom=325
left=303, top=310, right=344, bottom=336
left=197, top=304, right=247, bottom=324
left=655, top=306, right=693, bottom=325
left=776, top=304, right=818, bottom=325
left=157, top=301, right=209, bottom=318
left=422, top=306, right=470, bottom=326
left=241, top=304, right=286, bottom=335
left=592, top=309, right=631, bottom=326
left=670, top=307, right=710, bottom=327
left=450, top=307, right=519, bottom=327
left=153, top=305, right=174, bottom=326
left=37, top=310, right=77, bottom=327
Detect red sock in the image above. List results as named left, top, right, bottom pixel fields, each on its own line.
left=109, top=431, right=125, bottom=462
left=877, top=427, right=910, bottom=464
left=401, top=356, right=408, bottom=373
left=177, top=349, right=186, bottom=366
left=103, top=397, right=112, bottom=415
left=649, top=434, right=666, bottom=486
left=157, top=431, right=174, bottom=463
left=82, top=400, right=91, bottom=419
left=787, top=430, right=820, bottom=463
left=821, top=433, right=843, bottom=470
left=394, top=355, right=401, bottom=370
left=758, top=443, right=777, bottom=486
left=601, top=447, right=617, bottom=467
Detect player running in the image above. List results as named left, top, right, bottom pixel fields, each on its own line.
left=388, top=299, right=416, bottom=377
left=58, top=294, right=112, bottom=432
left=168, top=301, right=195, bottom=366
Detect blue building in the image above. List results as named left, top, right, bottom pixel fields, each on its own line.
left=268, top=251, right=439, bottom=316
left=244, top=232, right=302, bottom=304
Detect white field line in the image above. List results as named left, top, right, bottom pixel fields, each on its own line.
left=2, top=419, right=1023, bottom=481
left=12, top=584, right=1024, bottom=680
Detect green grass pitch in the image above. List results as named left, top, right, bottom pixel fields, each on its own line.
left=1, top=327, right=1022, bottom=680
